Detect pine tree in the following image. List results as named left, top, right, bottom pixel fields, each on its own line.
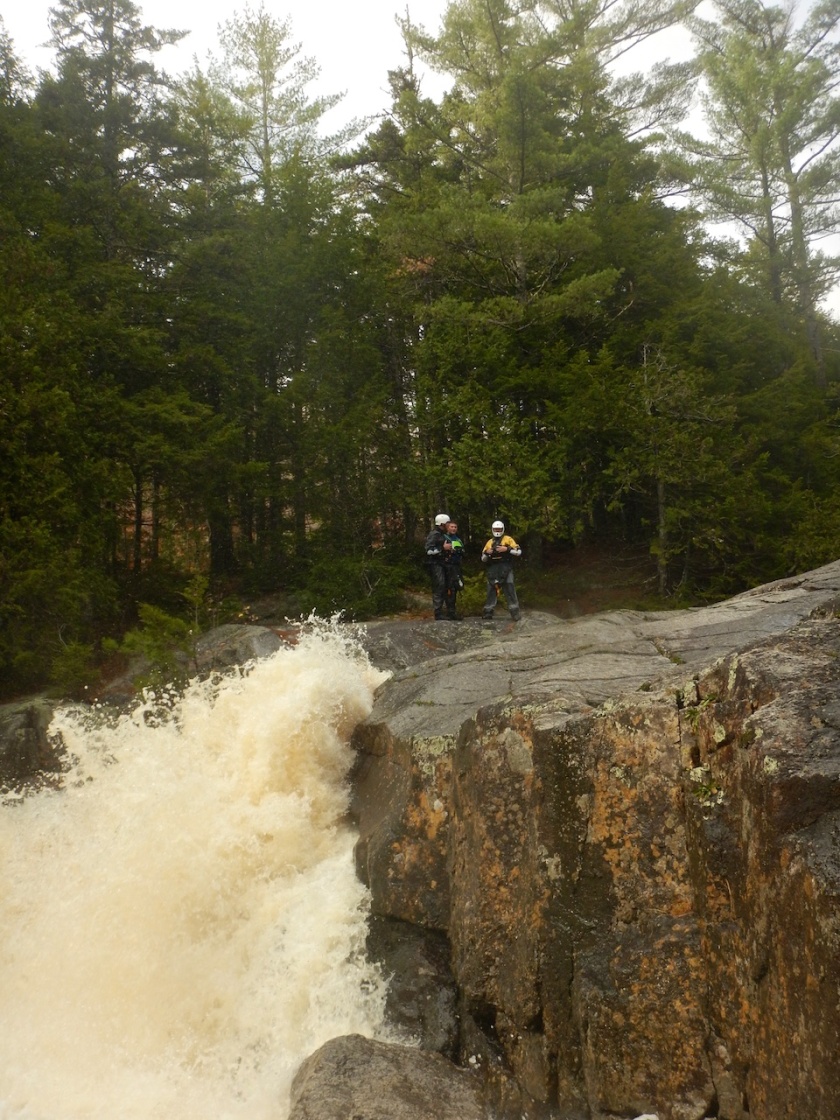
left=679, top=0, right=840, bottom=386
left=347, top=0, right=705, bottom=545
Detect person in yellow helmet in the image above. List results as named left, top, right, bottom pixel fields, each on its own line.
left=481, top=520, right=522, bottom=621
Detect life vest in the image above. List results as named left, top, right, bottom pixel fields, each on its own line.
left=483, top=534, right=520, bottom=562
left=445, top=533, right=464, bottom=562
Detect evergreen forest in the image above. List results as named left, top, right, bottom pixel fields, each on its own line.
left=4, top=0, right=840, bottom=698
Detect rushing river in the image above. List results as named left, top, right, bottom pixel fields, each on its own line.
left=0, top=623, right=391, bottom=1120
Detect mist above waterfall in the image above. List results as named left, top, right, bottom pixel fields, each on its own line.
left=0, top=622, right=391, bottom=1120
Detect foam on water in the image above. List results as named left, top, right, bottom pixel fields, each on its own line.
left=0, top=621, right=392, bottom=1119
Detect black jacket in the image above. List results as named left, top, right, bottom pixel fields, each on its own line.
left=424, top=527, right=448, bottom=565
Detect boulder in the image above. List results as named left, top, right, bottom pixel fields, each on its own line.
left=350, top=561, right=840, bottom=1120
left=0, top=698, right=61, bottom=789
left=193, top=623, right=291, bottom=673
left=287, top=1034, right=486, bottom=1120
left=96, top=623, right=291, bottom=705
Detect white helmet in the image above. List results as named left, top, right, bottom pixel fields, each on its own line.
left=492, top=520, right=505, bottom=535
left=435, top=513, right=450, bottom=527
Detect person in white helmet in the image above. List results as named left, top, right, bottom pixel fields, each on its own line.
left=424, top=513, right=453, bottom=620
left=442, top=519, right=465, bottom=620
left=481, top=519, right=522, bottom=621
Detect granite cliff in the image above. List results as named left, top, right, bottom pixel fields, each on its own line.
left=349, top=561, right=840, bottom=1120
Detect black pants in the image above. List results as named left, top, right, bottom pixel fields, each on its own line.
left=429, top=564, right=447, bottom=617
left=445, top=567, right=462, bottom=618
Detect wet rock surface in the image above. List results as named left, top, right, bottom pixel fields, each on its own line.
left=0, top=698, right=62, bottom=789
left=365, top=916, right=460, bottom=1057
left=287, top=1034, right=486, bottom=1120
left=192, top=622, right=290, bottom=672
left=350, top=561, right=840, bottom=1120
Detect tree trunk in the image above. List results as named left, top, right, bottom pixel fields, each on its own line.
left=150, top=474, right=161, bottom=563
left=525, top=529, right=543, bottom=571
left=133, top=471, right=144, bottom=575
left=760, top=165, right=783, bottom=305
left=208, top=484, right=237, bottom=577
left=657, top=475, right=668, bottom=597
left=779, top=135, right=825, bottom=388
left=290, top=399, right=307, bottom=555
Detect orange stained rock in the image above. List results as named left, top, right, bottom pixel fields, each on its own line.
left=409, top=791, right=447, bottom=841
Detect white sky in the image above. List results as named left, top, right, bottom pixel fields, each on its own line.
left=2, top=0, right=700, bottom=128
left=1, top=0, right=452, bottom=126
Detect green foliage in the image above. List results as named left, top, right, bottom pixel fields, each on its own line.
left=784, top=490, right=840, bottom=574
left=116, top=603, right=196, bottom=689
left=213, top=2, right=345, bottom=182
left=457, top=571, right=491, bottom=617
left=0, top=513, right=120, bottom=698
left=294, top=549, right=413, bottom=621
left=181, top=573, right=210, bottom=628
left=50, top=641, right=99, bottom=700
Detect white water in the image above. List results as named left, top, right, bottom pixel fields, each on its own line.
left=0, top=622, right=392, bottom=1120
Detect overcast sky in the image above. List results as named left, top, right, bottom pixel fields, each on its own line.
left=2, top=0, right=702, bottom=127
left=1, top=0, right=452, bottom=126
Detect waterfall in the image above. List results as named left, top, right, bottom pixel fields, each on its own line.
left=0, top=622, right=391, bottom=1119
